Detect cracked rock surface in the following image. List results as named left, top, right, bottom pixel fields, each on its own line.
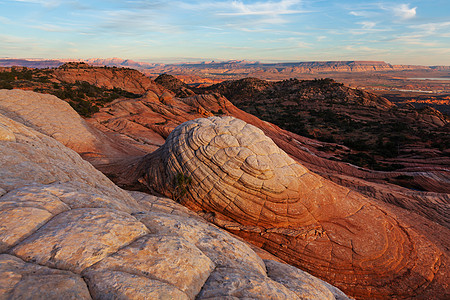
left=140, top=116, right=449, bottom=299
left=0, top=97, right=348, bottom=299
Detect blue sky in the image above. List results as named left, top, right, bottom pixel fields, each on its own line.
left=1, top=0, right=449, bottom=65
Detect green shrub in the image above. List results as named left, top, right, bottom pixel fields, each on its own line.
left=172, top=173, right=193, bottom=202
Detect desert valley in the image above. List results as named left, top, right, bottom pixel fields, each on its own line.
left=0, top=58, right=449, bottom=299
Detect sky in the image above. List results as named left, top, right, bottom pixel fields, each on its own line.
left=1, top=0, right=449, bottom=65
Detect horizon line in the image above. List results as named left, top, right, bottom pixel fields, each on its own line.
left=0, top=57, right=449, bottom=67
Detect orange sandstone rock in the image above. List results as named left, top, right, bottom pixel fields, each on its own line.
left=139, top=116, right=448, bottom=299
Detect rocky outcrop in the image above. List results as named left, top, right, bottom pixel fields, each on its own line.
left=0, top=89, right=108, bottom=155
left=0, top=100, right=348, bottom=298
left=53, top=62, right=162, bottom=95
left=154, top=73, right=196, bottom=98
left=0, top=89, right=150, bottom=164
left=137, top=116, right=449, bottom=299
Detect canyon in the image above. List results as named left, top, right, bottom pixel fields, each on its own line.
left=0, top=62, right=449, bottom=299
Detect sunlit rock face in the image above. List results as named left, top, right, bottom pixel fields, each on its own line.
left=141, top=116, right=446, bottom=299
left=144, top=116, right=314, bottom=227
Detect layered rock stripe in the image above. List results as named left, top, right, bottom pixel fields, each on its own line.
left=141, top=116, right=447, bottom=299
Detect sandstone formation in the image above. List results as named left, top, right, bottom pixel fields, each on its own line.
left=53, top=62, right=163, bottom=95
left=137, top=116, right=449, bottom=299
left=0, top=100, right=348, bottom=299
left=0, top=89, right=109, bottom=154
left=1, top=65, right=449, bottom=299
left=0, top=89, right=149, bottom=163
left=2, top=83, right=446, bottom=254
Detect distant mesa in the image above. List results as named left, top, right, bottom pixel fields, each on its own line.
left=1, top=58, right=448, bottom=72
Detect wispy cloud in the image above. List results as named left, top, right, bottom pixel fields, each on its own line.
left=0, top=34, right=40, bottom=53
left=349, top=11, right=363, bottom=17
left=275, top=37, right=312, bottom=48
left=95, top=7, right=181, bottom=35
left=31, top=23, right=72, bottom=32
left=359, top=21, right=376, bottom=29
left=180, top=0, right=307, bottom=27
left=349, top=10, right=375, bottom=18
left=342, top=44, right=389, bottom=55
left=217, top=0, right=304, bottom=16
left=410, top=21, right=450, bottom=35
left=387, top=4, right=417, bottom=20
left=349, top=3, right=417, bottom=21
left=0, top=34, right=35, bottom=44
left=220, top=46, right=252, bottom=50
left=388, top=34, right=438, bottom=47
left=0, top=16, right=12, bottom=24
left=12, top=0, right=62, bottom=7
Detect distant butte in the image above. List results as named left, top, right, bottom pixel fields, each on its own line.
left=1, top=57, right=449, bottom=72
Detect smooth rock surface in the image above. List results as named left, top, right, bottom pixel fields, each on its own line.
left=84, top=235, right=215, bottom=299
left=264, top=259, right=349, bottom=300
left=197, top=267, right=300, bottom=300
left=0, top=89, right=101, bottom=153
left=85, top=271, right=189, bottom=300
left=0, top=123, right=15, bottom=142
left=0, top=89, right=146, bottom=164
left=12, top=208, right=149, bottom=273
left=0, top=186, right=69, bottom=252
left=0, top=254, right=91, bottom=299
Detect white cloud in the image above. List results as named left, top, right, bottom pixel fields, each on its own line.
left=276, top=37, right=311, bottom=48
left=390, top=4, right=417, bottom=20
left=12, top=0, right=62, bottom=7
left=390, top=35, right=438, bottom=47
left=411, top=21, right=450, bottom=35
left=348, top=10, right=376, bottom=18
left=32, top=24, right=72, bottom=32
left=217, top=0, right=304, bottom=16
left=350, top=3, right=416, bottom=21
left=349, top=11, right=363, bottom=17
left=359, top=21, right=376, bottom=29
left=0, top=34, right=35, bottom=44
left=180, top=0, right=306, bottom=27
left=0, top=16, right=12, bottom=24
left=97, top=8, right=181, bottom=35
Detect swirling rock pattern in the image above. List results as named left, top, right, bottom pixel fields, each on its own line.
left=141, top=116, right=447, bottom=299
left=0, top=106, right=349, bottom=299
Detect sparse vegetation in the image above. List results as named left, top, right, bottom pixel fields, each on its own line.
left=192, top=76, right=449, bottom=172
left=0, top=67, right=141, bottom=117
left=172, top=172, right=193, bottom=202
left=212, top=108, right=225, bottom=116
